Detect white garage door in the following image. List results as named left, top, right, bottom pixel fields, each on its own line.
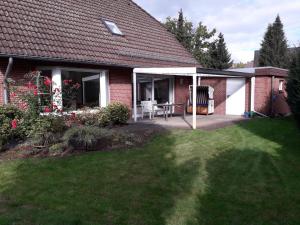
left=226, top=78, right=246, bottom=115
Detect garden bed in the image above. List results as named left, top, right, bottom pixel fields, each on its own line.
left=0, top=122, right=166, bottom=161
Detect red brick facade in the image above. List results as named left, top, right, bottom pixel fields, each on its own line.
left=0, top=58, right=290, bottom=117
left=0, top=58, right=134, bottom=109
left=174, top=76, right=191, bottom=105
left=109, top=68, right=132, bottom=109
left=254, top=76, right=290, bottom=115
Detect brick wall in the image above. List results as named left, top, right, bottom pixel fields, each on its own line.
left=254, top=76, right=272, bottom=115
left=201, top=78, right=227, bottom=114
left=109, top=68, right=133, bottom=109
left=174, top=76, right=191, bottom=104
left=254, top=76, right=290, bottom=115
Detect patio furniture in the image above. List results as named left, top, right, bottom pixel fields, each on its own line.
left=141, top=100, right=164, bottom=119
left=187, top=85, right=214, bottom=115
left=152, top=103, right=186, bottom=120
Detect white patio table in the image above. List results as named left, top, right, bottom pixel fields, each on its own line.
left=152, top=103, right=186, bottom=121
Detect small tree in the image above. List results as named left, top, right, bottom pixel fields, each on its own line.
left=259, top=15, right=288, bottom=68
left=207, top=33, right=233, bottom=69
left=286, top=49, right=300, bottom=127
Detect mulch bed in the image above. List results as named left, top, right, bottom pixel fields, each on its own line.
left=0, top=123, right=168, bottom=161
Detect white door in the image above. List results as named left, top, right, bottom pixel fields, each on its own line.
left=226, top=78, right=246, bottom=115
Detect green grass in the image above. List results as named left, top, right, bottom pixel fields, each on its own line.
left=0, top=118, right=300, bottom=225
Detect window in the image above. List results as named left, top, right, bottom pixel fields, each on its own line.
left=279, top=80, right=284, bottom=92
left=103, top=20, right=123, bottom=35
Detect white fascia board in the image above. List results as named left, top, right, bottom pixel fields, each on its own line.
left=133, top=67, right=197, bottom=75
left=198, top=74, right=247, bottom=78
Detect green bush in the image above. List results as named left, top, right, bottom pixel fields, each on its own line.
left=77, top=111, right=101, bottom=126
left=0, top=105, right=25, bottom=149
left=105, top=102, right=130, bottom=125
left=287, top=49, right=300, bottom=127
left=28, top=115, right=66, bottom=147
left=63, top=126, right=111, bottom=151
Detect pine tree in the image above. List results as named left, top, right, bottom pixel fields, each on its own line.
left=259, top=15, right=288, bottom=68
left=207, top=33, right=233, bottom=69
left=164, top=9, right=193, bottom=51
left=192, top=22, right=216, bottom=67
left=286, top=49, right=300, bottom=127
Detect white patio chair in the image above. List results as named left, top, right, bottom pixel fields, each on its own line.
left=140, top=100, right=164, bottom=119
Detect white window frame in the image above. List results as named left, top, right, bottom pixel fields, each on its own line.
left=279, top=80, right=284, bottom=92
left=103, top=20, right=123, bottom=36
left=37, top=67, right=110, bottom=108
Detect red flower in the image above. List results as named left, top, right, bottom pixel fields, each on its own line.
left=33, top=89, right=38, bottom=96
left=44, top=106, right=51, bottom=113
left=73, top=83, right=81, bottom=89
left=63, top=80, right=70, bottom=85
left=11, top=119, right=18, bottom=129
left=11, top=92, right=17, bottom=98
left=44, top=77, right=52, bottom=86
left=27, top=81, right=33, bottom=89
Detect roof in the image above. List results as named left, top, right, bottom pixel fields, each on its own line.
left=0, top=0, right=198, bottom=68
left=229, top=67, right=288, bottom=77
left=134, top=67, right=254, bottom=77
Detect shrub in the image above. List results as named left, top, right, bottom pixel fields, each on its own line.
left=28, top=115, right=66, bottom=147
left=63, top=126, right=111, bottom=151
left=77, top=110, right=101, bottom=126
left=105, top=102, right=130, bottom=125
left=287, top=49, right=300, bottom=127
left=0, top=105, right=25, bottom=149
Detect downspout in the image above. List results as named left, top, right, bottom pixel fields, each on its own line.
left=3, top=57, right=14, bottom=105
left=270, top=75, right=275, bottom=116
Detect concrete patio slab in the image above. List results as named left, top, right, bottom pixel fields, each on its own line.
left=133, top=114, right=249, bottom=130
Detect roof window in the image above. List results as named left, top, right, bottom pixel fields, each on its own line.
left=103, top=20, right=123, bottom=35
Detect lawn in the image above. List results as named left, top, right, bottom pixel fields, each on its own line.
left=0, top=118, right=300, bottom=225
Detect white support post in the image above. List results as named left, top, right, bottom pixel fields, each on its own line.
left=133, top=72, right=137, bottom=122
left=100, top=71, right=109, bottom=107
left=250, top=77, right=255, bottom=112
left=192, top=74, right=197, bottom=130
left=52, top=68, right=62, bottom=111
left=151, top=77, right=155, bottom=101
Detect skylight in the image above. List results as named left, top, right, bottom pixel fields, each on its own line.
left=104, top=20, right=123, bottom=35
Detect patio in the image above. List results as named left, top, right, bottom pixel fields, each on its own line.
left=133, top=114, right=248, bottom=130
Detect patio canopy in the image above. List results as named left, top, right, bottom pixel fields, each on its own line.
left=133, top=67, right=254, bottom=129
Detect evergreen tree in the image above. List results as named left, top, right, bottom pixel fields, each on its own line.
left=164, top=10, right=193, bottom=51
left=164, top=10, right=217, bottom=66
left=259, top=15, right=288, bottom=68
left=286, top=49, right=300, bottom=128
left=192, top=22, right=216, bottom=66
left=207, top=33, right=233, bottom=69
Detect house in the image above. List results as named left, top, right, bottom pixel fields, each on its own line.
left=0, top=0, right=290, bottom=129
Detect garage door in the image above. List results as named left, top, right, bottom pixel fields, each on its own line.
left=226, top=78, right=245, bottom=115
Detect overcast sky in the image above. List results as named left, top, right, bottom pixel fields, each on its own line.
left=133, top=0, right=300, bottom=63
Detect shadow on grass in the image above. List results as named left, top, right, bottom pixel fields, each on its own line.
left=0, top=125, right=200, bottom=225
left=188, top=118, right=300, bottom=225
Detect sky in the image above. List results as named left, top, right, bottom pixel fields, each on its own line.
left=133, top=0, right=300, bottom=63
